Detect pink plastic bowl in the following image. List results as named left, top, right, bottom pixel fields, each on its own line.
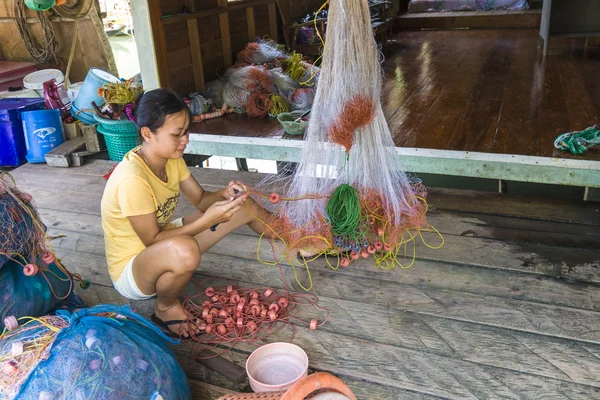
left=246, top=342, right=309, bottom=392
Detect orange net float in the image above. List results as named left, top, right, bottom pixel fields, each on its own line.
left=22, top=264, right=38, bottom=277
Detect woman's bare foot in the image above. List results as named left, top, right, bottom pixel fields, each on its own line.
left=155, top=300, right=200, bottom=338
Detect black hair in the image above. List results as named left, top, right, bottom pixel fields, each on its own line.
left=133, top=88, right=192, bottom=141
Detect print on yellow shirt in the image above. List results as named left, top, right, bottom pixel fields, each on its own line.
left=157, top=194, right=180, bottom=229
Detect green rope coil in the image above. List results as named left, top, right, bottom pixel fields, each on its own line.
left=326, top=184, right=362, bottom=238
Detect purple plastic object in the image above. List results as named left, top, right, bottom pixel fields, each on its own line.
left=0, top=98, right=45, bottom=167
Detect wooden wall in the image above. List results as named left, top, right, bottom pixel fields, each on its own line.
left=276, top=0, right=327, bottom=25
left=150, top=0, right=277, bottom=95
left=0, top=0, right=116, bottom=82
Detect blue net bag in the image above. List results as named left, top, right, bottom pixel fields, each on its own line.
left=0, top=305, right=191, bottom=400
left=0, top=259, right=83, bottom=331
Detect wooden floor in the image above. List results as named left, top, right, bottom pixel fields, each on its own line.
left=10, top=161, right=600, bottom=399
left=382, top=29, right=600, bottom=161
left=192, top=28, right=600, bottom=162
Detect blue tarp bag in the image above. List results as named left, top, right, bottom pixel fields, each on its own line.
left=0, top=305, right=191, bottom=400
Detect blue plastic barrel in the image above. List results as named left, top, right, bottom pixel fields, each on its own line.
left=71, top=68, right=119, bottom=125
left=0, top=98, right=46, bottom=167
left=22, top=109, right=64, bottom=163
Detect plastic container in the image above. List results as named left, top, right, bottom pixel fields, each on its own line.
left=0, top=61, right=37, bottom=91
left=0, top=88, right=40, bottom=99
left=22, top=109, right=65, bottom=163
left=96, top=124, right=139, bottom=161
left=23, top=69, right=65, bottom=97
left=66, top=81, right=84, bottom=103
left=0, top=98, right=45, bottom=167
left=277, top=111, right=309, bottom=136
left=71, top=68, right=120, bottom=125
left=246, top=342, right=309, bottom=393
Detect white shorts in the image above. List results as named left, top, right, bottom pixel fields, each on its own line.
left=112, top=217, right=184, bottom=301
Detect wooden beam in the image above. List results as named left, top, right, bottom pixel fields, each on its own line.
left=268, top=2, right=278, bottom=42
left=246, top=7, right=256, bottom=41
left=148, top=0, right=170, bottom=87
left=217, top=0, right=233, bottom=68
left=185, top=134, right=600, bottom=188
left=163, top=0, right=275, bottom=25
left=187, top=19, right=205, bottom=92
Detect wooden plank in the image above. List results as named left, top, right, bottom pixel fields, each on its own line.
left=175, top=275, right=600, bottom=387
left=44, top=137, right=86, bottom=168
left=537, top=54, right=571, bottom=158
left=37, top=198, right=600, bottom=250
left=199, top=39, right=223, bottom=59
left=490, top=34, right=538, bottom=155
left=10, top=161, right=600, bottom=224
left=162, top=0, right=275, bottom=25
left=446, top=33, right=512, bottom=152
left=228, top=9, right=248, bottom=35
left=167, top=47, right=193, bottom=71
left=215, top=0, right=232, bottom=69
left=411, top=32, right=497, bottom=150
left=28, top=188, right=600, bottom=284
left=188, top=380, right=234, bottom=399
left=170, top=65, right=196, bottom=94
left=63, top=121, right=82, bottom=141
left=557, top=58, right=598, bottom=133
left=153, top=288, right=600, bottom=399
left=267, top=2, right=278, bottom=42
left=188, top=18, right=206, bottom=92
left=46, top=227, right=600, bottom=342
left=166, top=29, right=191, bottom=52
left=395, top=10, right=541, bottom=30
left=148, top=0, right=171, bottom=87
left=35, top=209, right=600, bottom=313
left=246, top=7, right=256, bottom=41
left=81, top=124, right=104, bottom=152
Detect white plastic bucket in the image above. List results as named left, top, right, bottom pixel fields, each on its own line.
left=23, top=69, right=66, bottom=97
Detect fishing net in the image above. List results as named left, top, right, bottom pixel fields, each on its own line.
left=0, top=305, right=191, bottom=400
left=0, top=259, right=83, bottom=331
left=0, top=175, right=45, bottom=269
left=0, top=173, right=87, bottom=330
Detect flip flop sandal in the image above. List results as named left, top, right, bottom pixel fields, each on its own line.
left=150, top=314, right=195, bottom=341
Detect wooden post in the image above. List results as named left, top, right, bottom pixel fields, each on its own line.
left=217, top=0, right=233, bottom=68
left=188, top=19, right=205, bottom=92
left=268, top=2, right=278, bottom=42
left=148, top=0, right=170, bottom=87
left=246, top=7, right=256, bottom=41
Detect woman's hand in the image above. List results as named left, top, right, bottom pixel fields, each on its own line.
left=221, top=181, right=248, bottom=199
left=201, top=194, right=247, bottom=227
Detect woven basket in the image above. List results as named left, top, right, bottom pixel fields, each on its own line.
left=93, top=114, right=138, bottom=134
left=217, top=372, right=355, bottom=400
left=277, top=111, right=309, bottom=136
left=96, top=125, right=139, bottom=161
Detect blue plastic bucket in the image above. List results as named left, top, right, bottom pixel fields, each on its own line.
left=71, top=68, right=119, bottom=125
left=0, top=98, right=45, bottom=167
left=22, top=109, right=64, bottom=163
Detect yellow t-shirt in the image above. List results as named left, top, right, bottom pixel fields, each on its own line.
left=101, top=147, right=191, bottom=281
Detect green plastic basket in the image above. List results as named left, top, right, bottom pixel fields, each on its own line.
left=277, top=111, right=309, bottom=136
left=96, top=125, right=140, bottom=161
left=94, top=114, right=138, bottom=134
